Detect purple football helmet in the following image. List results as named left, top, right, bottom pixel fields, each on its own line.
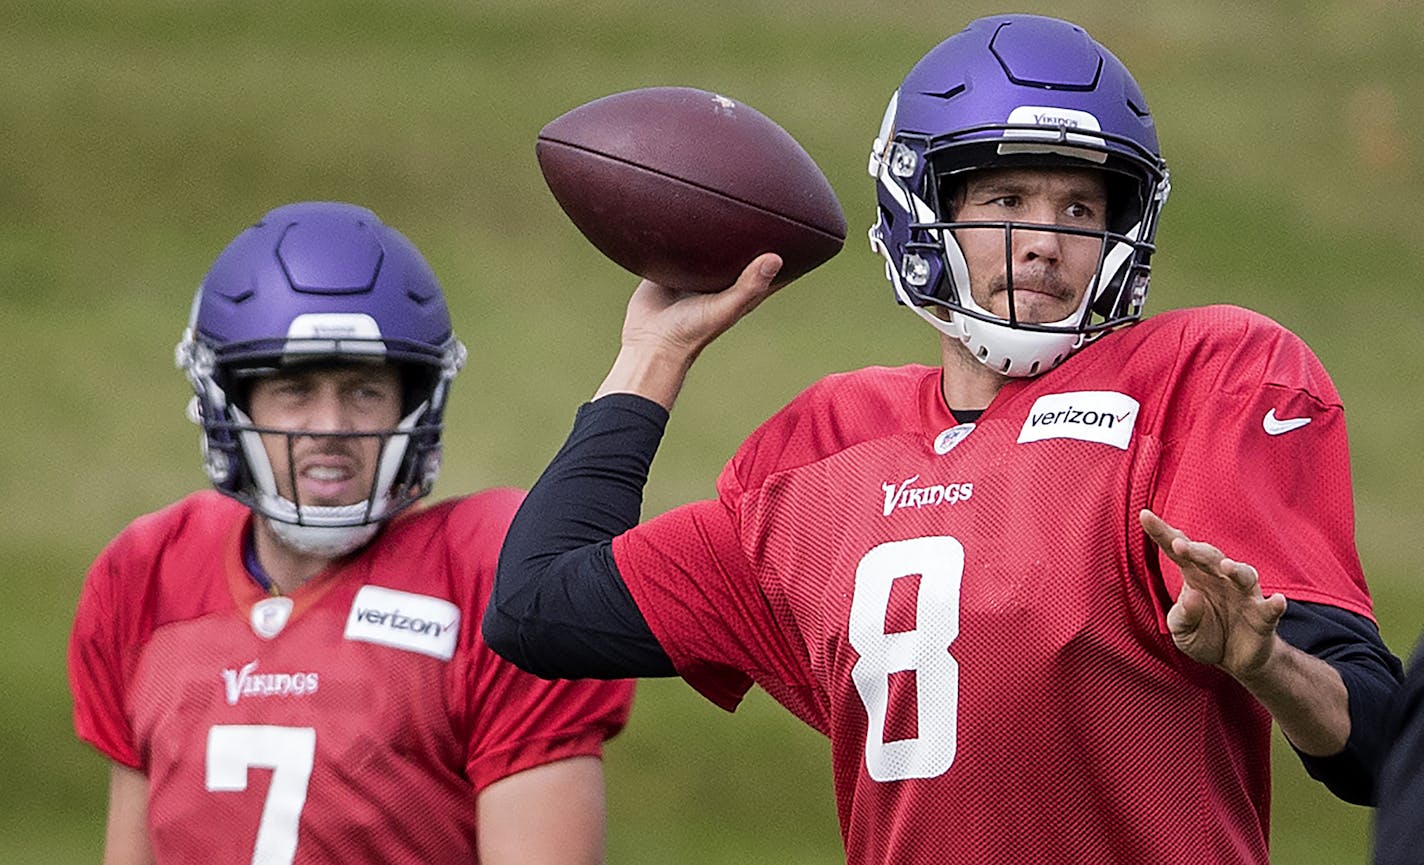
left=868, top=14, right=1170, bottom=377
left=175, top=201, right=465, bottom=553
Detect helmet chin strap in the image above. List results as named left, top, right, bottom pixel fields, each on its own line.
left=265, top=517, right=381, bottom=558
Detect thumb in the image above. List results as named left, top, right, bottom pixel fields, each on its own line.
left=1167, top=586, right=1204, bottom=636
left=726, top=253, right=784, bottom=307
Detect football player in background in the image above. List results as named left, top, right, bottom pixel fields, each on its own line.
left=69, top=201, right=633, bottom=865
left=485, top=14, right=1402, bottom=865
left=1373, top=641, right=1424, bottom=863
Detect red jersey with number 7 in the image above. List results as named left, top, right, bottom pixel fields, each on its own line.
left=70, top=489, right=632, bottom=865
left=612, top=304, right=1374, bottom=865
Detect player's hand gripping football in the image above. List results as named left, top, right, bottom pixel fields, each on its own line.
left=1139, top=509, right=1288, bottom=682
left=595, top=253, right=785, bottom=409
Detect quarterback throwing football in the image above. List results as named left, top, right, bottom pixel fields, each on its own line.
left=487, top=14, right=1402, bottom=865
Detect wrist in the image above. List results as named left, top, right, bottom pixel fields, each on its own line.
left=1231, top=635, right=1287, bottom=693
left=594, top=342, right=698, bottom=409
left=1233, top=637, right=1350, bottom=756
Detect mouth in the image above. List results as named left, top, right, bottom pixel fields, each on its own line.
left=1003, top=275, right=1071, bottom=300
left=292, top=458, right=365, bottom=505
left=1006, top=285, right=1067, bottom=302
left=994, top=287, right=1069, bottom=318
left=990, top=273, right=1079, bottom=322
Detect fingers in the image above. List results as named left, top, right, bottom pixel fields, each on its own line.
left=1140, top=509, right=1222, bottom=567
left=1219, top=557, right=1261, bottom=593
left=685, top=253, right=785, bottom=340
left=1138, top=509, right=1183, bottom=554
left=1141, top=508, right=1222, bottom=567
left=1166, top=585, right=1205, bottom=634
left=1140, top=509, right=1269, bottom=599
left=1262, top=590, right=1288, bottom=625
left=751, top=252, right=784, bottom=282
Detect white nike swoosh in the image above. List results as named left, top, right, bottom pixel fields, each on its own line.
left=1263, top=409, right=1311, bottom=436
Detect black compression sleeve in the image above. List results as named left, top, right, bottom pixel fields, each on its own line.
left=1275, top=600, right=1404, bottom=805
left=483, top=393, right=677, bottom=679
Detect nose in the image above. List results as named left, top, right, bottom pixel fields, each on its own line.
left=1011, top=197, right=1067, bottom=262
left=1012, top=223, right=1063, bottom=263
left=301, top=385, right=357, bottom=436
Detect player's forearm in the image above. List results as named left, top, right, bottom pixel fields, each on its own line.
left=484, top=394, right=677, bottom=679
left=1235, top=635, right=1350, bottom=756
left=477, top=757, right=607, bottom=865
left=594, top=343, right=697, bottom=411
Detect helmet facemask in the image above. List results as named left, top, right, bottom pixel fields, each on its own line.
left=235, top=399, right=424, bottom=558
left=179, top=335, right=465, bottom=558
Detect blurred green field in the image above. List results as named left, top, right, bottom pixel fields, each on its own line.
left=3, top=1, right=1422, bottom=862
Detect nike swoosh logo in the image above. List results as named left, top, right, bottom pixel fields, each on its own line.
left=1263, top=409, right=1311, bottom=436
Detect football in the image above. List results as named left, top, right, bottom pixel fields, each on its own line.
left=536, top=86, right=847, bottom=293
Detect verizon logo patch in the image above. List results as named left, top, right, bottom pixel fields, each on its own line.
left=344, top=586, right=459, bottom=661
left=1018, top=391, right=1140, bottom=450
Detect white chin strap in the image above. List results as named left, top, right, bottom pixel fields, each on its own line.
left=265, top=517, right=381, bottom=559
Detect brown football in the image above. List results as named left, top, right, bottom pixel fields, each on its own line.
left=536, top=86, right=847, bottom=293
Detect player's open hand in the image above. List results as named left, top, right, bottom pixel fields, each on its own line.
left=1139, top=509, right=1287, bottom=682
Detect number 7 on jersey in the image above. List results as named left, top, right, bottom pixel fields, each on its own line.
left=206, top=725, right=316, bottom=865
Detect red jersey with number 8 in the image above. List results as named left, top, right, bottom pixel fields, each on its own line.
left=613, top=305, right=1373, bottom=865
left=70, top=489, right=632, bottom=865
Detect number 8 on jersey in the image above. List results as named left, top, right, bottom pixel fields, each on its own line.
left=849, top=536, right=964, bottom=782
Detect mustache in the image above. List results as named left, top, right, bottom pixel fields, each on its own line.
left=261, top=430, right=377, bottom=462
left=989, top=268, right=1075, bottom=300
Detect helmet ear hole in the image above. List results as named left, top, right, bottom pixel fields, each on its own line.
left=1104, top=171, right=1144, bottom=235
left=399, top=363, right=440, bottom=417
left=933, top=175, right=964, bottom=220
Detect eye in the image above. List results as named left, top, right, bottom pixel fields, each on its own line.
left=1064, top=200, right=1105, bottom=225
left=271, top=378, right=309, bottom=398
left=350, top=379, right=399, bottom=403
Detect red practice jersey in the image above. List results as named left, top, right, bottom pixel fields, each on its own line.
left=613, top=305, right=1373, bottom=865
left=70, top=488, right=632, bottom=865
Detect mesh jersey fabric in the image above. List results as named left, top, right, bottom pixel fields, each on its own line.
left=70, top=489, right=632, bottom=865
left=612, top=304, right=1373, bottom=865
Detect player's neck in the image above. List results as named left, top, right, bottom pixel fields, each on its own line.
left=939, top=335, right=1009, bottom=412
left=250, top=520, right=335, bottom=595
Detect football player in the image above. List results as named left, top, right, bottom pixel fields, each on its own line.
left=1373, top=640, right=1424, bottom=863
left=69, top=202, right=633, bottom=865
left=485, top=13, right=1403, bottom=865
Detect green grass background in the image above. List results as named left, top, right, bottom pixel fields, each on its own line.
left=4, top=1, right=1422, bottom=862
